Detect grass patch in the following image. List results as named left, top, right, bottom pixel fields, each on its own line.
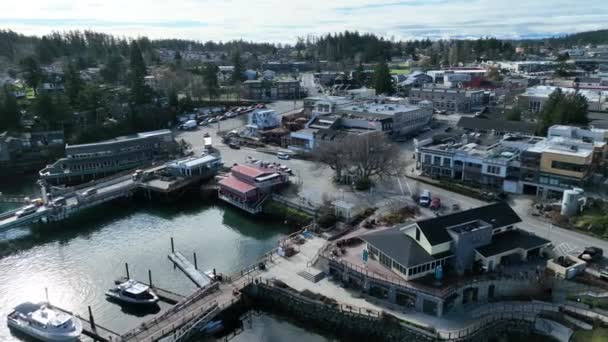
left=390, top=68, right=410, bottom=75
left=573, top=327, right=608, bottom=342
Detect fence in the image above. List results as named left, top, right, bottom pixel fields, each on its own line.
left=271, top=194, right=319, bottom=215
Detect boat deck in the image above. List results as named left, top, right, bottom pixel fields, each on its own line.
left=114, top=277, right=186, bottom=305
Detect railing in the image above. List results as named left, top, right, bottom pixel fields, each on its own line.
left=271, top=193, right=319, bottom=215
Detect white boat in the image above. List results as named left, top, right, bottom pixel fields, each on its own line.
left=7, top=302, right=83, bottom=342
left=106, top=279, right=159, bottom=305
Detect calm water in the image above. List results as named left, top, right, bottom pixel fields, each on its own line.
left=0, top=175, right=328, bottom=341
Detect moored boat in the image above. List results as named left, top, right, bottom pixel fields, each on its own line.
left=7, top=302, right=83, bottom=342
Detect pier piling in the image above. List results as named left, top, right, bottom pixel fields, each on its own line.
left=148, top=269, right=153, bottom=287
left=125, top=263, right=130, bottom=279
left=171, top=237, right=175, bottom=253
left=88, top=305, right=96, bottom=331
left=194, top=252, right=198, bottom=270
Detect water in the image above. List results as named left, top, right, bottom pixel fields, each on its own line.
left=0, top=190, right=303, bottom=341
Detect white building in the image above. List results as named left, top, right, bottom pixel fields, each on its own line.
left=248, top=109, right=280, bottom=130
left=518, top=85, right=608, bottom=112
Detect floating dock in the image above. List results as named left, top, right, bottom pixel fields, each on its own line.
left=52, top=305, right=121, bottom=342
left=114, top=277, right=185, bottom=305
left=168, top=252, right=212, bottom=288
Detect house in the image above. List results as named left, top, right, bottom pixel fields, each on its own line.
left=262, top=70, right=276, bottom=80
left=249, top=109, right=281, bottom=130
left=361, top=203, right=550, bottom=281
left=240, top=79, right=302, bottom=100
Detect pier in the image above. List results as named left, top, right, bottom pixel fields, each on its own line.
left=168, top=251, right=212, bottom=288
left=0, top=159, right=219, bottom=232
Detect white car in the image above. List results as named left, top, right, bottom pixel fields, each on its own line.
left=419, top=190, right=431, bottom=207
left=277, top=152, right=290, bottom=160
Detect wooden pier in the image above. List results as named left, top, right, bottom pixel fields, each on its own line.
left=168, top=251, right=212, bottom=288
left=52, top=305, right=121, bottom=342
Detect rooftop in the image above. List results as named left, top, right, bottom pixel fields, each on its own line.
left=475, top=229, right=551, bottom=258
left=522, top=85, right=608, bottom=101
left=340, top=102, right=422, bottom=116
left=414, top=202, right=521, bottom=246
left=231, top=164, right=277, bottom=179
left=67, top=129, right=172, bottom=149
left=361, top=228, right=453, bottom=268
left=457, top=117, right=537, bottom=135
left=167, top=154, right=220, bottom=168
left=218, top=176, right=257, bottom=194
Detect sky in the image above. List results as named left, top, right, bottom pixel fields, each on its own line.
left=1, top=0, right=607, bottom=44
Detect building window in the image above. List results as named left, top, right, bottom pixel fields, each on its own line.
left=486, top=165, right=501, bottom=175
left=433, top=156, right=441, bottom=166
left=551, top=161, right=585, bottom=173
left=424, top=155, right=431, bottom=164
left=416, top=228, right=421, bottom=241
left=443, top=158, right=451, bottom=167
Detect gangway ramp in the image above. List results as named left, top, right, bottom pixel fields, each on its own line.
left=168, top=252, right=212, bottom=288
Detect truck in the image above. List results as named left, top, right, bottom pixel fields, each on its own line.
left=16, top=204, right=38, bottom=218
left=179, top=120, right=197, bottom=130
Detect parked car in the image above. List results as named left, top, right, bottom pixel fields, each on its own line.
left=16, top=204, right=38, bottom=218
left=419, top=190, right=431, bottom=207
left=179, top=119, right=197, bottom=130
left=229, top=142, right=240, bottom=149
left=277, top=152, right=290, bottom=160
left=430, top=197, right=441, bottom=210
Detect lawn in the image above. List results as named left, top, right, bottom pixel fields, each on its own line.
left=390, top=68, right=410, bottom=75
left=573, top=327, right=608, bottom=342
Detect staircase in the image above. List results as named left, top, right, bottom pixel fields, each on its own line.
left=298, top=268, right=325, bottom=283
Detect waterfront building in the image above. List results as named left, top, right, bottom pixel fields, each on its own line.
left=361, top=203, right=550, bottom=280
left=166, top=154, right=223, bottom=178
left=40, top=129, right=178, bottom=185
left=217, top=163, right=289, bottom=213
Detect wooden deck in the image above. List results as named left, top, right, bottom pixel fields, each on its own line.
left=168, top=252, right=212, bottom=288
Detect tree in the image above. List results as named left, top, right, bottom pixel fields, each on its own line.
left=174, top=51, right=182, bottom=69
left=77, top=85, right=105, bottom=126
left=64, top=61, right=83, bottom=106
left=32, top=93, right=72, bottom=129
left=100, top=54, right=124, bottom=84
left=486, top=66, right=503, bottom=81
left=538, top=89, right=589, bottom=134
left=20, top=56, right=43, bottom=95
left=0, top=86, right=20, bottom=130
left=128, top=41, right=149, bottom=104
left=314, top=141, right=349, bottom=181
left=372, top=59, right=393, bottom=95
left=505, top=107, right=522, bottom=121
left=230, top=51, right=245, bottom=84
left=202, top=63, right=219, bottom=99
left=353, top=62, right=365, bottom=86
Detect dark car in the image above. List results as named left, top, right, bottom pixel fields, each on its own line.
left=229, top=142, right=240, bottom=149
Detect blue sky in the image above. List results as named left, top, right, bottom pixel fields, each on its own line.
left=1, top=0, right=607, bottom=43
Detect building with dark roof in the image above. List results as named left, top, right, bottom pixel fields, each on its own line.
left=457, top=117, right=537, bottom=135
left=360, top=203, right=550, bottom=280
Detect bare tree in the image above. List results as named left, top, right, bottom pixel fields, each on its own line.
left=315, top=133, right=406, bottom=185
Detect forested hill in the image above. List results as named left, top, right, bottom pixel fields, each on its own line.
left=547, top=29, right=608, bottom=47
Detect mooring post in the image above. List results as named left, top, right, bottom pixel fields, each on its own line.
left=125, top=262, right=130, bottom=279
left=88, top=305, right=96, bottom=331
left=193, top=252, right=198, bottom=270
left=171, top=237, right=175, bottom=253
left=148, top=269, right=153, bottom=287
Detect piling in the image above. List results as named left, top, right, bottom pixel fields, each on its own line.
left=88, top=305, right=96, bottom=331
left=194, top=252, right=198, bottom=270
left=148, top=269, right=153, bottom=287
left=125, top=263, right=130, bottom=279
left=171, top=237, right=175, bottom=253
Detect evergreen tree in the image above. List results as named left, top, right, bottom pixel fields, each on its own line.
left=128, top=41, right=149, bottom=104
left=100, top=54, right=124, bottom=84
left=538, top=89, right=588, bottom=134
left=505, top=108, right=522, bottom=121
left=230, top=51, right=245, bottom=84
left=20, top=56, right=43, bottom=95
left=174, top=51, right=182, bottom=69
left=372, top=59, right=393, bottom=95
left=32, top=93, right=72, bottom=129
left=203, top=63, right=220, bottom=99
left=353, top=63, right=365, bottom=86
left=0, top=86, right=20, bottom=130
left=64, top=61, right=83, bottom=106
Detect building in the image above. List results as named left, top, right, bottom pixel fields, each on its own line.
left=338, top=102, right=433, bottom=136
left=409, top=86, right=484, bottom=113
left=426, top=68, right=487, bottom=83
left=498, top=61, right=558, bottom=75
left=166, top=154, right=222, bottom=178
left=217, top=163, right=289, bottom=213
left=457, top=117, right=537, bottom=135
left=40, top=130, right=177, bottom=185
left=362, top=203, right=550, bottom=281
left=249, top=109, right=281, bottom=130
left=217, top=66, right=235, bottom=83
left=518, top=85, right=608, bottom=113
left=240, top=79, right=302, bottom=100
left=416, top=125, right=608, bottom=197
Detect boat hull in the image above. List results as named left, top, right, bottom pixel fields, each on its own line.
left=7, top=314, right=82, bottom=342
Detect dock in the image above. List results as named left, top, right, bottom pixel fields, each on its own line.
left=168, top=252, right=212, bottom=288
left=52, top=305, right=121, bottom=342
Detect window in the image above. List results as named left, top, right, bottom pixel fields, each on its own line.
left=433, top=156, right=441, bottom=165
left=416, top=228, right=421, bottom=241
left=424, top=155, right=432, bottom=164
left=443, top=158, right=451, bottom=167
left=486, top=165, right=501, bottom=175
left=551, top=160, right=585, bottom=173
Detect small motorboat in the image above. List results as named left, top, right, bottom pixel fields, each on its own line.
left=106, top=279, right=159, bottom=305
left=7, top=302, right=83, bottom=341
left=199, top=320, right=223, bottom=335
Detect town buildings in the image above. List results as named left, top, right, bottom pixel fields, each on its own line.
left=40, top=129, right=178, bottom=185
left=517, top=85, right=608, bottom=113
left=415, top=125, right=608, bottom=198
left=240, top=79, right=302, bottom=100
left=0, top=131, right=65, bottom=175
left=409, top=86, right=484, bottom=113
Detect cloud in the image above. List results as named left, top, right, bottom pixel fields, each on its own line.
left=0, top=0, right=606, bottom=43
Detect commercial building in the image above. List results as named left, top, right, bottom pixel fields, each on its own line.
left=409, top=86, right=484, bottom=113
left=518, top=85, right=608, bottom=113
left=362, top=203, right=550, bottom=281
left=217, top=163, right=289, bottom=213
left=166, top=154, right=222, bottom=178
left=498, top=61, right=558, bottom=75
left=40, top=130, right=177, bottom=185
left=240, top=79, right=302, bottom=100
left=416, top=125, right=608, bottom=197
